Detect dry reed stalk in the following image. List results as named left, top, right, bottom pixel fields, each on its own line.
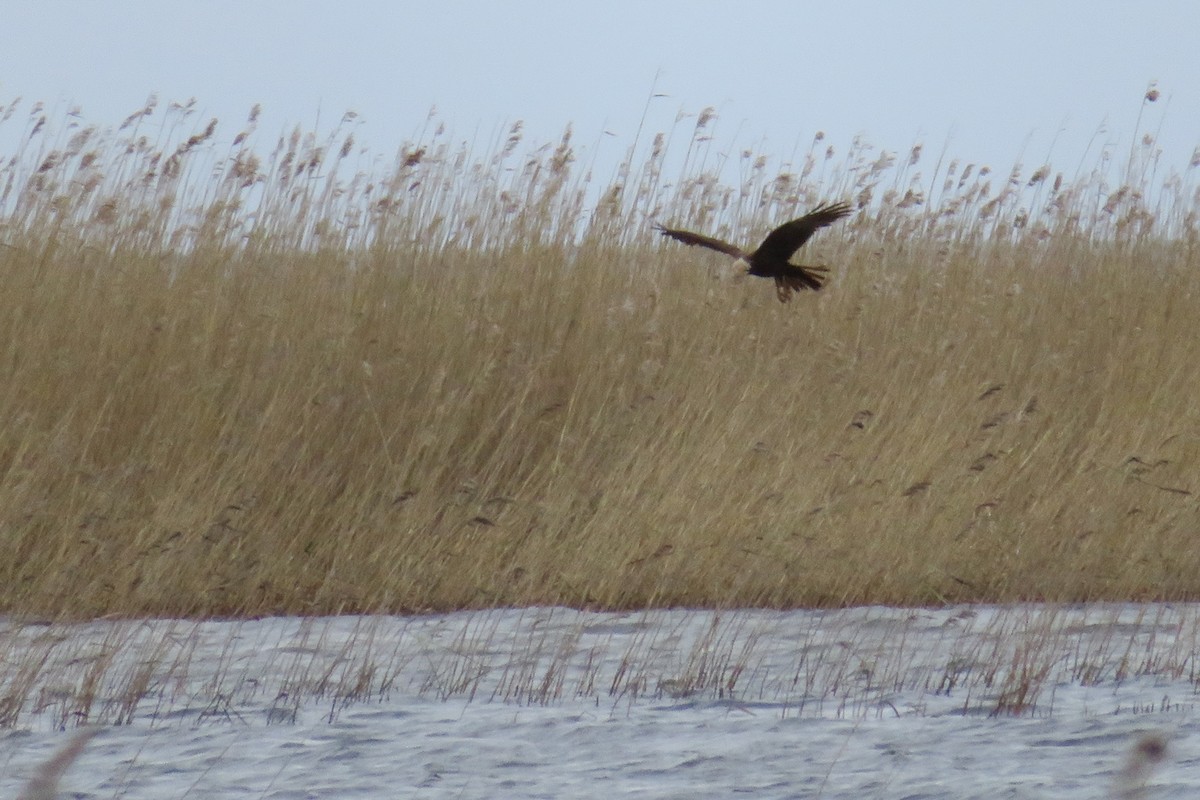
left=15, top=727, right=98, bottom=800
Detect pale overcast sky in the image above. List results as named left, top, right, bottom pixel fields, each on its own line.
left=2, top=0, right=1198, bottom=184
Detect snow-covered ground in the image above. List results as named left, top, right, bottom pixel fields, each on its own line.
left=2, top=605, right=1197, bottom=798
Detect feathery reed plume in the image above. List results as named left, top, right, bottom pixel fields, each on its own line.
left=1112, top=732, right=1168, bottom=800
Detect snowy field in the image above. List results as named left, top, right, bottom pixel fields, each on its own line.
left=2, top=605, right=1197, bottom=798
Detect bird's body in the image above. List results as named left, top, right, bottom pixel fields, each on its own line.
left=655, top=202, right=852, bottom=302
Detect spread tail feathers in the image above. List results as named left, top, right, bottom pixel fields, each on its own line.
left=774, top=265, right=829, bottom=301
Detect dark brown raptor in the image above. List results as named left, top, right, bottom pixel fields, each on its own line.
left=656, top=202, right=852, bottom=302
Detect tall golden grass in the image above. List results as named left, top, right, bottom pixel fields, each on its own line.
left=2, top=94, right=1198, bottom=619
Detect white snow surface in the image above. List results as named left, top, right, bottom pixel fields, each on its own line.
left=2, top=604, right=1198, bottom=798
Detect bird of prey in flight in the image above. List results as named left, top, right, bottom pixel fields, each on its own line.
left=656, top=202, right=852, bottom=302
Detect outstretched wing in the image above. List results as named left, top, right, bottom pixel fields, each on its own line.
left=752, top=202, right=852, bottom=263
left=655, top=224, right=748, bottom=261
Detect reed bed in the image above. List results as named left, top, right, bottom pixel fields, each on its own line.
left=2, top=605, right=1199, bottom=730
left=1, top=93, right=1199, bottom=620
left=0, top=614, right=1180, bottom=800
